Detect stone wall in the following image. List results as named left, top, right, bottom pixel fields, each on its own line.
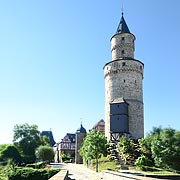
left=111, top=32, right=135, bottom=60
left=104, top=59, right=144, bottom=140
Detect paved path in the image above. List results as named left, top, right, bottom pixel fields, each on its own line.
left=65, top=163, right=103, bottom=180
left=51, top=163, right=103, bottom=180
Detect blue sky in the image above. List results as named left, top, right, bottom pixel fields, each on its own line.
left=0, top=0, right=179, bottom=144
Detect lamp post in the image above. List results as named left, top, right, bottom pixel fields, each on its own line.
left=56, top=142, right=60, bottom=163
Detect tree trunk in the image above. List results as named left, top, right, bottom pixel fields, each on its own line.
left=96, top=158, right=98, bottom=172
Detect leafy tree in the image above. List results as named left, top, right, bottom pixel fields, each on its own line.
left=80, top=130, right=107, bottom=172
left=35, top=145, right=54, bottom=163
left=0, top=144, right=9, bottom=152
left=0, top=144, right=9, bottom=161
left=149, top=126, right=162, bottom=136
left=40, top=136, right=51, bottom=146
left=138, top=136, right=152, bottom=155
left=151, top=128, right=180, bottom=170
left=0, top=145, right=22, bottom=164
left=60, top=151, right=72, bottom=162
left=116, top=136, right=136, bottom=165
left=106, top=143, right=118, bottom=161
left=13, top=123, right=43, bottom=163
left=138, top=136, right=154, bottom=166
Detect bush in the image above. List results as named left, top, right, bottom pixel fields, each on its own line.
left=135, top=154, right=152, bottom=171
left=7, top=167, right=59, bottom=180
left=35, top=146, right=54, bottom=163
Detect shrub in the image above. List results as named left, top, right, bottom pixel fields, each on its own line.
left=26, top=162, right=45, bottom=169
left=135, top=154, right=152, bottom=171
left=35, top=146, right=54, bottom=163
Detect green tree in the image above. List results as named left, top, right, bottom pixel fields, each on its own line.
left=40, top=135, right=51, bottom=146
left=137, top=126, right=163, bottom=167
left=35, top=145, right=54, bottom=163
left=138, top=136, right=154, bottom=167
left=0, top=144, right=8, bottom=161
left=0, top=144, right=9, bottom=152
left=13, top=123, right=43, bottom=163
left=80, top=130, right=107, bottom=172
left=151, top=128, right=180, bottom=170
left=116, top=136, right=136, bottom=165
left=0, top=145, right=22, bottom=164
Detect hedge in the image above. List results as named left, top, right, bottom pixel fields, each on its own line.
left=7, top=167, right=60, bottom=180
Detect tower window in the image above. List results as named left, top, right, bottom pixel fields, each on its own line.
left=122, top=62, right=126, bottom=66
left=121, top=37, right=125, bottom=41
left=124, top=79, right=125, bottom=83
left=140, top=65, right=142, bottom=70
left=122, top=50, right=125, bottom=54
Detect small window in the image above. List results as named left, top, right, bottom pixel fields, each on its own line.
left=122, top=37, right=125, bottom=41
left=122, top=62, right=126, bottom=66
left=122, top=50, right=124, bottom=54
left=135, top=80, right=136, bottom=83
left=140, top=65, right=142, bottom=70
left=124, top=79, right=125, bottom=83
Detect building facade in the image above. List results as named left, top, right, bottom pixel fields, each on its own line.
left=54, top=133, right=75, bottom=162
left=104, top=13, right=144, bottom=141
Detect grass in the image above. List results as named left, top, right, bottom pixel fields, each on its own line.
left=130, top=166, right=180, bottom=175
left=91, top=156, right=120, bottom=172
left=88, top=156, right=180, bottom=177
left=90, top=157, right=180, bottom=177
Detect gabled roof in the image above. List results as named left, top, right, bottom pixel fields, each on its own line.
left=116, top=13, right=130, bottom=34
left=66, top=133, right=75, bottom=143
left=92, top=119, right=105, bottom=129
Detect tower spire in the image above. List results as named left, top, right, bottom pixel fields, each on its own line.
left=116, top=12, right=130, bottom=34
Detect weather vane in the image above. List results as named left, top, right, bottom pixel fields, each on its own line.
left=121, top=1, right=124, bottom=16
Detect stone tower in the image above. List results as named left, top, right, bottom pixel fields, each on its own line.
left=75, top=124, right=86, bottom=164
left=104, top=13, right=144, bottom=141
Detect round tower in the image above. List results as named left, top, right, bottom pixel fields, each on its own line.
left=104, top=13, right=144, bottom=141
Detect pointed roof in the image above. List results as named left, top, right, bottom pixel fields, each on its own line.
left=116, top=13, right=130, bottom=34
left=76, top=123, right=86, bottom=134
left=41, top=130, right=56, bottom=146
